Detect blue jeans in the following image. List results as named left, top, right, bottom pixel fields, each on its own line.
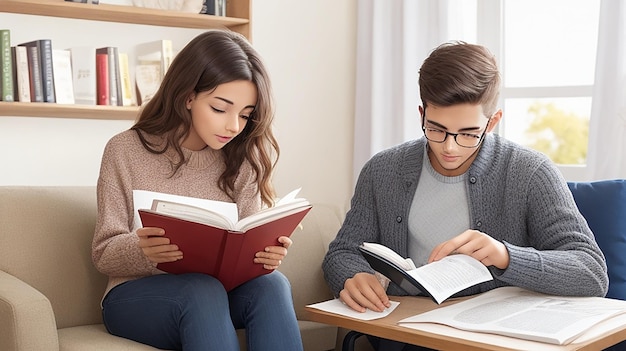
left=102, top=271, right=303, bottom=351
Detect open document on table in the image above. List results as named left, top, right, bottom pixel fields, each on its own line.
left=398, top=286, right=626, bottom=345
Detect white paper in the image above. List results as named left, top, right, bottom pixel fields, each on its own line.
left=399, top=286, right=626, bottom=345
left=307, top=298, right=400, bottom=321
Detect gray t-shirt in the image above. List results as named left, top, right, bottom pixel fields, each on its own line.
left=408, top=150, right=469, bottom=267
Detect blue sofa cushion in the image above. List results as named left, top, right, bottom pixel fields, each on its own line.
left=568, top=179, right=626, bottom=301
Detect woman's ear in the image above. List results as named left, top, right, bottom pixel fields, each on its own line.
left=186, top=93, right=196, bottom=110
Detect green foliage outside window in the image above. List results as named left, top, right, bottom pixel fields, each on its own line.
left=523, top=102, right=589, bottom=165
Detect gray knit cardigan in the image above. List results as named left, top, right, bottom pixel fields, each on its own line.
left=322, top=134, right=609, bottom=298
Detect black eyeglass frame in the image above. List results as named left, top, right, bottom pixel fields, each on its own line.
left=421, top=113, right=492, bottom=148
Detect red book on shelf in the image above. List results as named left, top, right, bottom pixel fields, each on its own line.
left=96, top=52, right=109, bottom=105
left=137, top=191, right=312, bottom=291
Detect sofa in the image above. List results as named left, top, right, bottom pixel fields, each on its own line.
left=0, top=186, right=346, bottom=351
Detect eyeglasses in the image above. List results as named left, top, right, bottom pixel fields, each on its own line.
left=421, top=114, right=491, bottom=148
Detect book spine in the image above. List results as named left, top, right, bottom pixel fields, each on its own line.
left=0, top=29, right=14, bottom=102
left=96, top=47, right=119, bottom=106
left=107, top=47, right=118, bottom=106
left=112, top=47, right=122, bottom=106
left=52, top=49, right=75, bottom=105
left=24, top=45, right=43, bottom=102
left=38, top=39, right=56, bottom=103
left=95, top=52, right=109, bottom=105
left=12, top=46, right=30, bottom=102
left=117, top=52, right=133, bottom=106
left=70, top=47, right=97, bottom=105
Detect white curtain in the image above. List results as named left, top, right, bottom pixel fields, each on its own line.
left=352, top=0, right=476, bottom=183
left=586, top=0, right=626, bottom=180
left=354, top=0, right=626, bottom=184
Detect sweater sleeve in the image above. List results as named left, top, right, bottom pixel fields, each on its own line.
left=92, top=139, right=159, bottom=277
left=495, top=158, right=608, bottom=297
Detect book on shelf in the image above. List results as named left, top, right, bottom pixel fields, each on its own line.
left=51, top=49, right=75, bottom=105
left=1, top=29, right=15, bottom=102
left=200, top=0, right=227, bottom=16
left=134, top=188, right=313, bottom=291
left=69, top=46, right=97, bottom=105
left=96, top=47, right=121, bottom=106
left=117, top=52, right=134, bottom=106
left=135, top=39, right=173, bottom=79
left=22, top=45, right=43, bottom=102
left=135, top=64, right=160, bottom=106
left=398, top=286, right=626, bottom=345
left=11, top=46, right=30, bottom=102
left=135, top=39, right=172, bottom=105
left=19, top=39, right=56, bottom=103
left=95, top=52, right=109, bottom=105
left=359, top=242, right=493, bottom=304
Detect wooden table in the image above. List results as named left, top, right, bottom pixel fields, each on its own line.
left=304, top=296, right=626, bottom=351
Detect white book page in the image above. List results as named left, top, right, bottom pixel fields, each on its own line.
left=132, top=190, right=238, bottom=230
left=399, top=286, right=626, bottom=345
left=406, top=254, right=492, bottom=304
left=235, top=200, right=310, bottom=232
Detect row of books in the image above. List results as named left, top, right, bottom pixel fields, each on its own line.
left=65, top=0, right=227, bottom=16
left=0, top=29, right=174, bottom=107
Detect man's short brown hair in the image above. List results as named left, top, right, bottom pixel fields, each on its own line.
left=418, top=41, right=501, bottom=117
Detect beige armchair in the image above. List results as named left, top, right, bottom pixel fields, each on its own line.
left=0, top=186, right=342, bottom=351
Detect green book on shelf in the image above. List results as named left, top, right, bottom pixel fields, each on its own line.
left=0, top=29, right=15, bottom=102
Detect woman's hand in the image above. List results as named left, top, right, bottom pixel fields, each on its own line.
left=254, top=236, right=292, bottom=270
left=428, top=229, right=510, bottom=269
left=137, top=227, right=183, bottom=264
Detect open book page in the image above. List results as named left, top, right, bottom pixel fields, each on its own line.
left=234, top=198, right=311, bottom=232
left=133, top=189, right=237, bottom=230
left=399, top=286, right=626, bottom=345
left=407, top=254, right=493, bottom=304
left=133, top=188, right=310, bottom=232
left=360, top=242, right=492, bottom=304
left=150, top=200, right=236, bottom=229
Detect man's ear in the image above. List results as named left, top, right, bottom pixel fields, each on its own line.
left=487, top=109, right=503, bottom=132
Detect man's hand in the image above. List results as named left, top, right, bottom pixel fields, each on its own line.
left=339, top=272, right=391, bottom=313
left=137, top=227, right=183, bottom=263
left=254, top=236, right=292, bottom=270
left=429, top=229, right=510, bottom=269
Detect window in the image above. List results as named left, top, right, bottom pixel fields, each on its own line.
left=478, top=0, right=601, bottom=177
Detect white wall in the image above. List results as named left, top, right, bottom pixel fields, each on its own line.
left=0, top=0, right=357, bottom=210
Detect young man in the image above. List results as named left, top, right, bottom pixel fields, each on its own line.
left=322, top=41, right=608, bottom=351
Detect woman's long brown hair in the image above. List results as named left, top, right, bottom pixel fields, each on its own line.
left=131, top=30, right=279, bottom=207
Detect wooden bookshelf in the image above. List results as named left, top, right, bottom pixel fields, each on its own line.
left=0, top=0, right=251, bottom=120
left=0, top=0, right=250, bottom=31
left=0, top=101, right=140, bottom=120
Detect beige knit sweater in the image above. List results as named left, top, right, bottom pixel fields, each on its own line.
left=92, top=129, right=260, bottom=299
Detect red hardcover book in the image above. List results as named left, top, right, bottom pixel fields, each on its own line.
left=137, top=193, right=312, bottom=291
left=95, top=52, right=109, bottom=105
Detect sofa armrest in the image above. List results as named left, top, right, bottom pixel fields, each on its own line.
left=0, top=270, right=59, bottom=351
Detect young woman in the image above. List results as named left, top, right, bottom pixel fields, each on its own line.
left=92, top=30, right=303, bottom=351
